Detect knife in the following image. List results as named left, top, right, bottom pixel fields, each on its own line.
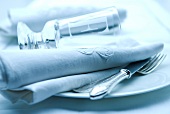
left=89, top=58, right=150, bottom=100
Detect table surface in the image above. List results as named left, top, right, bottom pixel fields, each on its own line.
left=0, top=0, right=170, bottom=114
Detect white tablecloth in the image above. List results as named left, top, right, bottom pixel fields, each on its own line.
left=0, top=0, right=170, bottom=114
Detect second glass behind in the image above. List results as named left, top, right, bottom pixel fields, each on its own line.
left=17, top=7, right=121, bottom=50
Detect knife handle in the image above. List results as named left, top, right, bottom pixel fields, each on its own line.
left=90, top=69, right=131, bottom=100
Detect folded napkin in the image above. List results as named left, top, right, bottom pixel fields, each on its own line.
left=0, top=0, right=127, bottom=36
left=0, top=38, right=163, bottom=104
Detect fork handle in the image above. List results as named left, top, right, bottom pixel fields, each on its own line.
left=90, top=69, right=131, bottom=100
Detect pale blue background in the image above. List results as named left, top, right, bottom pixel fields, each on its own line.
left=0, top=0, right=170, bottom=114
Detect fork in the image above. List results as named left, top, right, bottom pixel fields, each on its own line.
left=73, top=53, right=167, bottom=93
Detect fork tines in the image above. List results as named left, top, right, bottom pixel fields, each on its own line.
left=138, top=53, right=167, bottom=74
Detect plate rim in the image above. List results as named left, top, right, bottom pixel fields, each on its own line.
left=55, top=81, right=170, bottom=99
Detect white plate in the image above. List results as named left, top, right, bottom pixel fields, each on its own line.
left=55, top=70, right=170, bottom=98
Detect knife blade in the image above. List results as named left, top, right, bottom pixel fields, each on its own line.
left=90, top=58, right=150, bottom=100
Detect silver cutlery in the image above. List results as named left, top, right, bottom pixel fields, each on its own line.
left=73, top=53, right=166, bottom=100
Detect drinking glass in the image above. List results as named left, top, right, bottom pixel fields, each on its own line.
left=17, top=7, right=121, bottom=50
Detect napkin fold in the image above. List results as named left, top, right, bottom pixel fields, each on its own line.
left=0, top=0, right=127, bottom=36
left=0, top=38, right=163, bottom=104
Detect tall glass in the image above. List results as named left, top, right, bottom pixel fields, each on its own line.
left=17, top=7, right=121, bottom=50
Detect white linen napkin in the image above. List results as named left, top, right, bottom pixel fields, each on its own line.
left=0, top=38, right=163, bottom=104
left=0, top=0, right=127, bottom=36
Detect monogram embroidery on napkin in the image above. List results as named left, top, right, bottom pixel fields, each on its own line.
left=77, top=47, right=114, bottom=62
